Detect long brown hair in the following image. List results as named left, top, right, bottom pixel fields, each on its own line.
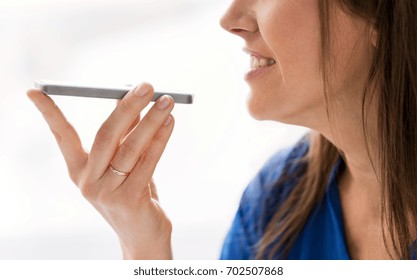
left=257, top=0, right=417, bottom=259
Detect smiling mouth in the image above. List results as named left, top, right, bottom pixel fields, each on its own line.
left=245, top=55, right=277, bottom=81
left=243, top=48, right=277, bottom=80
left=249, top=56, right=276, bottom=70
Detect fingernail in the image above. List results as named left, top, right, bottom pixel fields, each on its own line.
left=157, top=95, right=171, bottom=110
left=134, top=84, right=150, bottom=97
left=163, top=115, right=172, bottom=126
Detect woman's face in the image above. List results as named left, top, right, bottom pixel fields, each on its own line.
left=220, top=0, right=373, bottom=129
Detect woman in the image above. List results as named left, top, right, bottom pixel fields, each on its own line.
left=27, top=0, right=417, bottom=259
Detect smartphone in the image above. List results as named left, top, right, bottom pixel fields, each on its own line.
left=34, top=80, right=194, bottom=104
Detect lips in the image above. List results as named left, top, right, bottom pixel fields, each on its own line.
left=242, top=48, right=277, bottom=81
left=243, top=47, right=276, bottom=70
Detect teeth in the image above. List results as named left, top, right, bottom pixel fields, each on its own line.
left=260, top=58, right=268, bottom=67
left=253, top=57, right=259, bottom=68
left=250, top=56, right=276, bottom=69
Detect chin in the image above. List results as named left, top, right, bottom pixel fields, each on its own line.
left=246, top=95, right=270, bottom=120
left=246, top=94, right=299, bottom=124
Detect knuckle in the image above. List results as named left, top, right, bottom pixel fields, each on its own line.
left=138, top=153, right=153, bottom=170
left=118, top=139, right=137, bottom=160
left=94, top=124, right=113, bottom=150
left=119, top=99, right=134, bottom=114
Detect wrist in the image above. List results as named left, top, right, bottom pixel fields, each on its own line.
left=120, top=240, right=173, bottom=260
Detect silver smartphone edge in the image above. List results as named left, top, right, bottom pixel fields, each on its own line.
left=34, top=80, right=194, bottom=104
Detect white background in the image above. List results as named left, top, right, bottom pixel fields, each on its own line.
left=0, top=0, right=307, bottom=259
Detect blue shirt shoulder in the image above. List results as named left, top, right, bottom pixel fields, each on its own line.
left=220, top=136, right=417, bottom=260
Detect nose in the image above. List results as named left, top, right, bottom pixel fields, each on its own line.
left=220, top=0, right=258, bottom=38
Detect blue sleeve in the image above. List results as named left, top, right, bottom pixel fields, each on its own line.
left=219, top=147, right=294, bottom=260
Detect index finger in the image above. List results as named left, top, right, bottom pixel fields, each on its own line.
left=27, top=89, right=88, bottom=183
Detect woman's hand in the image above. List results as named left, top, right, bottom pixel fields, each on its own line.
left=27, top=83, right=175, bottom=259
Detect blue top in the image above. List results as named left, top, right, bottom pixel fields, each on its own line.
left=220, top=137, right=417, bottom=260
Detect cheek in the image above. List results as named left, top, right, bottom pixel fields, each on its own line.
left=249, top=0, right=324, bottom=121
left=264, top=1, right=321, bottom=83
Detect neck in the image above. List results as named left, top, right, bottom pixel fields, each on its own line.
left=334, top=129, right=380, bottom=191
left=314, top=98, right=381, bottom=212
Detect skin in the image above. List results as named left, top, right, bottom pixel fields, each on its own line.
left=28, top=0, right=390, bottom=259
left=28, top=84, right=175, bottom=259
left=220, top=0, right=389, bottom=259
